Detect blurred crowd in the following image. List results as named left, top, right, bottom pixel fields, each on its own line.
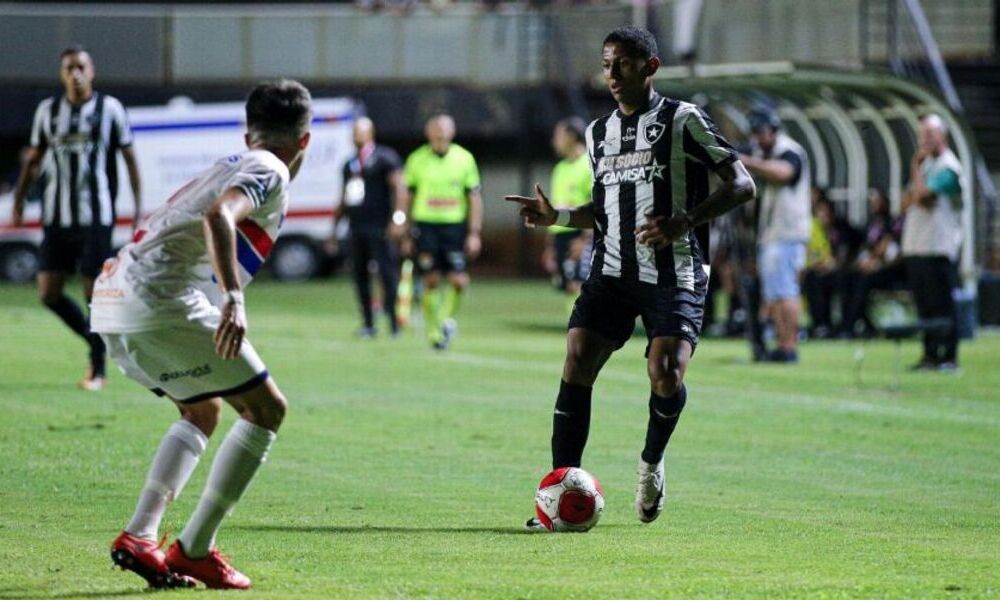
left=704, top=185, right=907, bottom=342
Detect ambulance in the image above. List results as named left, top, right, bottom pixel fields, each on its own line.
left=0, top=96, right=358, bottom=281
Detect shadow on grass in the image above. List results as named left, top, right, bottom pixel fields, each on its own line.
left=232, top=523, right=632, bottom=536
left=0, top=589, right=147, bottom=600
left=501, top=320, right=570, bottom=335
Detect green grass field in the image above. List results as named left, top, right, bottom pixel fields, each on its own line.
left=0, top=279, right=997, bottom=599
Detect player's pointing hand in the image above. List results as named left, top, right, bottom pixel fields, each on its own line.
left=504, top=183, right=557, bottom=229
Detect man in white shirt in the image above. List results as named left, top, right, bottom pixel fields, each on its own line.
left=92, top=80, right=312, bottom=590
left=901, top=114, right=963, bottom=371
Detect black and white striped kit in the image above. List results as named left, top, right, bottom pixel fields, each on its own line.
left=585, top=92, right=737, bottom=290
left=30, top=93, right=133, bottom=228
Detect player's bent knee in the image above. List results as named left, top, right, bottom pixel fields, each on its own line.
left=648, top=361, right=683, bottom=398
left=233, top=383, right=287, bottom=432
left=180, top=398, right=223, bottom=436
left=564, top=343, right=601, bottom=385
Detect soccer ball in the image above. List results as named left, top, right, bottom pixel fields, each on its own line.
left=534, top=467, right=604, bottom=532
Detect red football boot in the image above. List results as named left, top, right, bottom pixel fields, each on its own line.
left=165, top=541, right=252, bottom=590
left=110, top=531, right=196, bottom=589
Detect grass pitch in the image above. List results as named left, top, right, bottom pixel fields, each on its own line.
left=0, top=279, right=997, bottom=599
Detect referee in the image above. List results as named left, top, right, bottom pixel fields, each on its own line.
left=394, top=115, right=483, bottom=350
left=544, top=117, right=593, bottom=311
left=11, top=46, right=142, bottom=391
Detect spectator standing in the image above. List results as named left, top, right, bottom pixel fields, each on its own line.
left=739, top=109, right=810, bottom=363
left=900, top=114, right=964, bottom=370
left=334, top=117, right=405, bottom=338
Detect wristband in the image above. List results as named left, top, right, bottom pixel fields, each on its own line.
left=555, top=209, right=572, bottom=227
left=223, top=290, right=245, bottom=305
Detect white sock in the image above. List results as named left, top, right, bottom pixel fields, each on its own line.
left=125, top=419, right=208, bottom=540
left=178, top=418, right=276, bottom=558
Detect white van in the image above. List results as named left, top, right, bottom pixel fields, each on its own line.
left=0, top=96, right=358, bottom=281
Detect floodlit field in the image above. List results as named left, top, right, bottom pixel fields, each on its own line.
left=0, top=279, right=997, bottom=599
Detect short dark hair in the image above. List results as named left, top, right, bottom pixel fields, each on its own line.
left=556, top=117, right=588, bottom=144
left=245, top=79, right=312, bottom=145
left=603, top=26, right=658, bottom=60
left=747, top=108, right=780, bottom=133
left=60, top=45, right=88, bottom=60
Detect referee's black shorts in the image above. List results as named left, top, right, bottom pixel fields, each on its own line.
left=412, top=222, right=467, bottom=274
left=39, top=225, right=114, bottom=278
left=568, top=273, right=707, bottom=355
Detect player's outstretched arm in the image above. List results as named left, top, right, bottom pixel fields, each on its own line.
left=636, top=160, right=756, bottom=248
left=11, top=147, right=44, bottom=227
left=204, top=188, right=256, bottom=360
left=122, top=146, right=143, bottom=231
left=737, top=152, right=796, bottom=185
left=504, top=183, right=594, bottom=230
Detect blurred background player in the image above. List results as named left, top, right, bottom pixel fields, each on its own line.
left=11, top=46, right=142, bottom=390
left=900, top=114, right=964, bottom=371
left=394, top=114, right=483, bottom=350
left=92, top=80, right=311, bottom=590
left=543, top=117, right=593, bottom=313
left=334, top=116, right=405, bottom=338
left=506, top=26, right=755, bottom=530
left=739, top=108, right=810, bottom=363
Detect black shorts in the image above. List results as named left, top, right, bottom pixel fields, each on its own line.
left=553, top=231, right=585, bottom=290
left=39, top=225, right=114, bottom=278
left=568, top=274, right=707, bottom=354
left=413, top=222, right=467, bottom=274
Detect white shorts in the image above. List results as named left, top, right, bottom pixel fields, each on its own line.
left=101, top=318, right=268, bottom=403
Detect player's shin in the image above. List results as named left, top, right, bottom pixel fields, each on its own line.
left=640, top=385, right=687, bottom=465
left=44, top=294, right=90, bottom=340
left=422, top=291, right=442, bottom=342
left=551, top=381, right=592, bottom=468
left=441, top=285, right=462, bottom=320
left=126, top=420, right=208, bottom=540
left=177, top=418, right=276, bottom=558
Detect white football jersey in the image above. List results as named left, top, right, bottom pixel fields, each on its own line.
left=91, top=149, right=290, bottom=333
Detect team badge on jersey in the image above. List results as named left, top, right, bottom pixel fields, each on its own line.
left=643, top=122, right=666, bottom=145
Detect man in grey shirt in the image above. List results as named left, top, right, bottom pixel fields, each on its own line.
left=739, top=109, right=811, bottom=363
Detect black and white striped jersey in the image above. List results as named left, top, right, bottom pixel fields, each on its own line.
left=30, top=93, right=134, bottom=228
left=585, top=92, right=737, bottom=290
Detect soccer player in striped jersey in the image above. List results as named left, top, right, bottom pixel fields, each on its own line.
left=11, top=46, right=142, bottom=390
left=91, top=80, right=311, bottom=589
left=506, top=26, right=756, bottom=528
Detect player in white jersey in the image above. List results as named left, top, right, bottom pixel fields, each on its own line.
left=91, top=80, right=312, bottom=590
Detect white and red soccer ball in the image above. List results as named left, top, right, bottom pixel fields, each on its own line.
left=534, top=467, right=604, bottom=532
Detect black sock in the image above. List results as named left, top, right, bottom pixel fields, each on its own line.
left=45, top=295, right=89, bottom=339
left=551, top=380, right=592, bottom=468
left=88, top=332, right=106, bottom=377
left=641, top=385, right=687, bottom=465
